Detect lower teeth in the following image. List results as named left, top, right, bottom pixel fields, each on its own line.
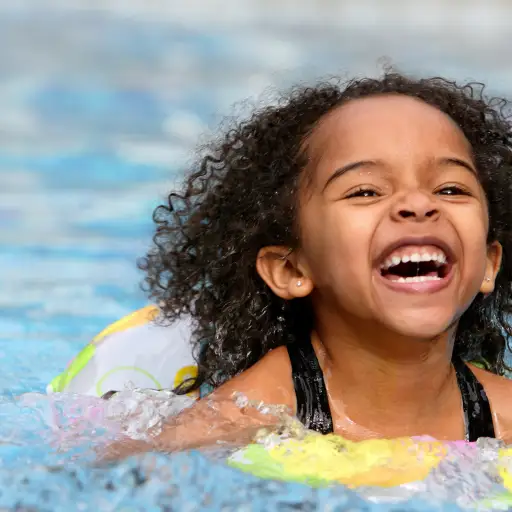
left=393, top=276, right=441, bottom=283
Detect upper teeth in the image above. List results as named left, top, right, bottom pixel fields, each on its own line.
left=381, top=251, right=447, bottom=270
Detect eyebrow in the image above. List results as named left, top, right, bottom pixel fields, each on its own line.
left=322, top=157, right=477, bottom=192
left=437, top=157, right=477, bottom=175
left=322, top=160, right=379, bottom=192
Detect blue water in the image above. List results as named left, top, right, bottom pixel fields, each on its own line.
left=1, top=2, right=512, bottom=510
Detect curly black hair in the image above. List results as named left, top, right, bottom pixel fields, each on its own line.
left=139, top=72, right=512, bottom=394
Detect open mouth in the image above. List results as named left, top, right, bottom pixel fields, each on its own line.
left=379, top=249, right=451, bottom=283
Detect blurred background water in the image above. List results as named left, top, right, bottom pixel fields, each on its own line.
left=0, top=1, right=511, bottom=510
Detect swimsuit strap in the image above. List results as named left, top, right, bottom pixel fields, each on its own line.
left=286, top=338, right=334, bottom=434
left=287, top=335, right=496, bottom=441
left=452, top=357, right=495, bottom=442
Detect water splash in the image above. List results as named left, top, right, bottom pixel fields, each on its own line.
left=0, top=390, right=510, bottom=510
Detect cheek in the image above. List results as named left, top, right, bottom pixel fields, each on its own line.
left=456, top=210, right=489, bottom=281
left=299, top=205, right=375, bottom=286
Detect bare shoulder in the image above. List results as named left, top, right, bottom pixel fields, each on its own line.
left=211, top=345, right=295, bottom=411
left=469, top=364, right=512, bottom=443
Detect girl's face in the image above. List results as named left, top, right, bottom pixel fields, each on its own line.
left=294, top=94, right=501, bottom=339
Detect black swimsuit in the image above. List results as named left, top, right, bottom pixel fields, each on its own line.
left=286, top=335, right=496, bottom=441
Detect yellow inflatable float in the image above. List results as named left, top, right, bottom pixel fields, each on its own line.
left=228, top=432, right=447, bottom=488
left=46, top=306, right=512, bottom=505
left=229, top=431, right=512, bottom=509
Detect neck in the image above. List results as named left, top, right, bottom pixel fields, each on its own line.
left=312, top=312, right=458, bottom=438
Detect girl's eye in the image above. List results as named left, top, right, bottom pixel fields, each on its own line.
left=436, top=185, right=471, bottom=196
left=346, top=188, right=379, bottom=199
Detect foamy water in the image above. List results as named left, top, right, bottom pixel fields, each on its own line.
left=0, top=389, right=509, bottom=510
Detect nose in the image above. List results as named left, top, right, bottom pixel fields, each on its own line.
left=390, top=191, right=440, bottom=223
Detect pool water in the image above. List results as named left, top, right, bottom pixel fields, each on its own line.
left=2, top=2, right=512, bottom=510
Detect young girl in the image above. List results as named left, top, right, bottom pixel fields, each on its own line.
left=108, top=72, right=512, bottom=458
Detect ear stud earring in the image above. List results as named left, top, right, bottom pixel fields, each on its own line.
left=485, top=277, right=491, bottom=282
left=296, top=280, right=303, bottom=287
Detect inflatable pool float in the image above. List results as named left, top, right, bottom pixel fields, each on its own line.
left=228, top=432, right=512, bottom=510
left=228, top=432, right=447, bottom=488
left=47, top=307, right=512, bottom=506
left=47, top=305, right=201, bottom=398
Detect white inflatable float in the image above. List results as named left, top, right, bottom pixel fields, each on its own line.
left=47, top=305, right=200, bottom=398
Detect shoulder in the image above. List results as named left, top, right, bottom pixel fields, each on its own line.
left=210, top=346, right=296, bottom=412
left=469, top=364, right=512, bottom=443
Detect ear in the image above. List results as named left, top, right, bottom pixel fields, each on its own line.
left=480, top=241, right=502, bottom=295
left=256, top=246, right=313, bottom=299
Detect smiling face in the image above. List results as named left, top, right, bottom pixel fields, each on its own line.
left=288, top=94, right=501, bottom=339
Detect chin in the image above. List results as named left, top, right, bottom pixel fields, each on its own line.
left=383, top=310, right=455, bottom=341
